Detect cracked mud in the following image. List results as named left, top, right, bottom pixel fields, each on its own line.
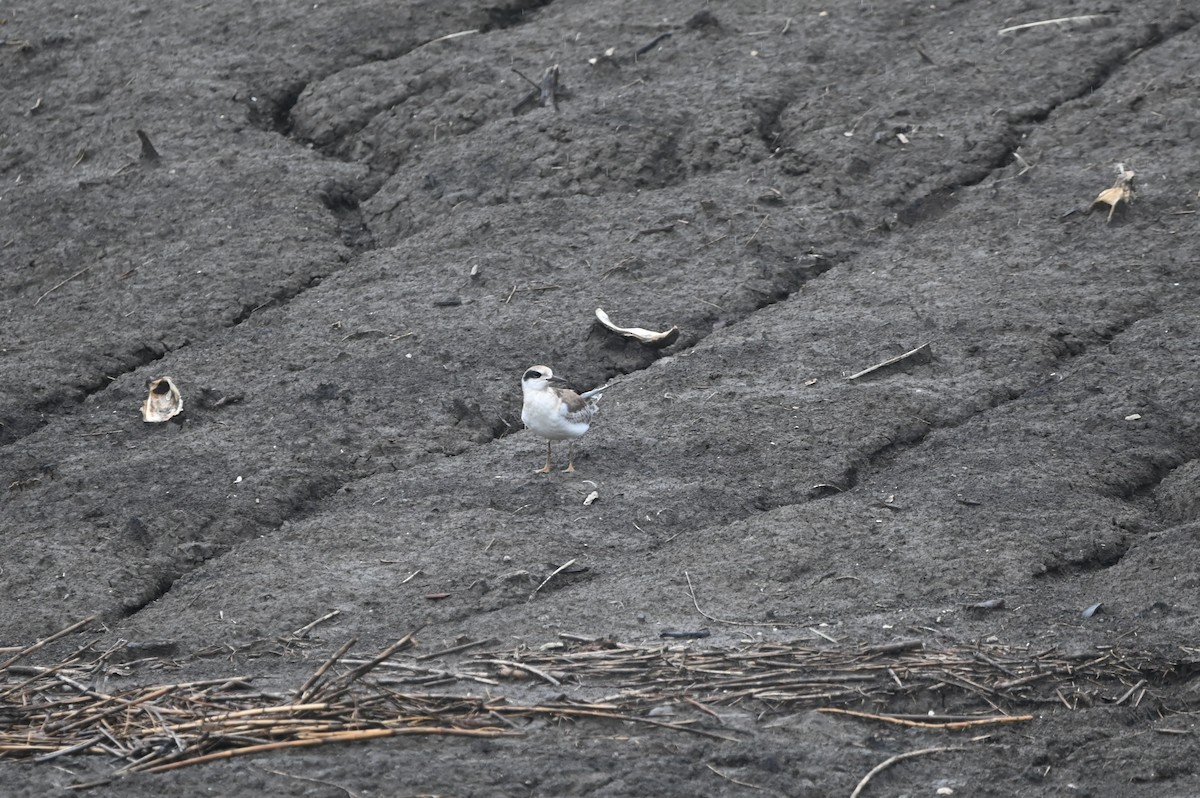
left=2, top=1, right=1199, bottom=795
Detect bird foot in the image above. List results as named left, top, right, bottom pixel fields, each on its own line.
left=536, top=464, right=552, bottom=474
left=563, top=463, right=576, bottom=473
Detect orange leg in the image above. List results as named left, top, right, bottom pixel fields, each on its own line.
left=563, top=442, right=576, bottom=473
left=537, top=441, right=553, bottom=474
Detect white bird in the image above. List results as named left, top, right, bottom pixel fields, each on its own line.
left=520, top=365, right=609, bottom=473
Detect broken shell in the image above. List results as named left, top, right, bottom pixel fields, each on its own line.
left=594, top=307, right=680, bottom=349
left=141, top=377, right=183, bottom=423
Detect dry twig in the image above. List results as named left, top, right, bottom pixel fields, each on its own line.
left=850, top=746, right=964, bottom=798
left=998, top=15, right=1109, bottom=35
left=818, top=707, right=1033, bottom=730
left=34, top=267, right=92, bottom=307
left=0, top=619, right=1184, bottom=788
left=529, top=558, right=577, bottom=601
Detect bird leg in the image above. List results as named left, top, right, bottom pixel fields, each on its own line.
left=537, top=441, right=553, bottom=474
left=563, top=442, right=576, bottom=473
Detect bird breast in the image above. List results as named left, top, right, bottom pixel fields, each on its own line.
left=522, top=389, right=593, bottom=440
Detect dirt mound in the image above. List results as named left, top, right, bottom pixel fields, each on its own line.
left=2, top=2, right=1198, bottom=794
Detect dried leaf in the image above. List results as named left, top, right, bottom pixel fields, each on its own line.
left=1090, top=164, right=1135, bottom=223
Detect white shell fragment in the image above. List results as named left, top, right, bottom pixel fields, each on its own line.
left=141, top=376, right=183, bottom=423
left=594, top=307, right=680, bottom=349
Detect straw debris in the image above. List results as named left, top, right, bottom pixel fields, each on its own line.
left=0, top=618, right=1189, bottom=788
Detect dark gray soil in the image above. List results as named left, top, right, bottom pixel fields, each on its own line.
left=3, top=1, right=1199, bottom=795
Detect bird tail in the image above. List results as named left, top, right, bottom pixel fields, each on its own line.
left=580, top=383, right=611, bottom=401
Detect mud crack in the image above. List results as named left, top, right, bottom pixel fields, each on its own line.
left=0, top=340, right=172, bottom=448
left=120, top=573, right=177, bottom=618
left=1034, top=538, right=1131, bottom=578
left=894, top=12, right=1197, bottom=228
left=479, top=0, right=555, bottom=32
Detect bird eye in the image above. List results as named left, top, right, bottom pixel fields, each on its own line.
left=524, top=369, right=541, bottom=381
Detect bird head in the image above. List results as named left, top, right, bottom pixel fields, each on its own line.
left=522, top=365, right=562, bottom=391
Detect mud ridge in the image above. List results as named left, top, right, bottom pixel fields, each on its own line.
left=1108, top=420, right=1200, bottom=503
left=118, top=473, right=359, bottom=624
left=317, top=181, right=376, bottom=252
left=0, top=340, right=172, bottom=448
left=830, top=312, right=1159, bottom=497
left=120, top=573, right=178, bottom=618
left=783, top=305, right=1166, bottom=511
left=891, top=12, right=1196, bottom=229
left=227, top=267, right=345, bottom=326
left=810, top=419, right=934, bottom=501
left=3, top=264, right=358, bottom=448
left=1061, top=12, right=1198, bottom=111
left=480, top=0, right=556, bottom=32
left=1034, top=537, right=1132, bottom=579
left=246, top=78, right=308, bottom=136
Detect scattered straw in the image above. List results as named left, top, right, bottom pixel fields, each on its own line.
left=0, top=618, right=1186, bottom=790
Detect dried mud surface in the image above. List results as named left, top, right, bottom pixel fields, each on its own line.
left=2, top=1, right=1199, bottom=795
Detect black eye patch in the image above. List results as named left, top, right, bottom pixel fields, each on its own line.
left=524, top=369, right=543, bottom=381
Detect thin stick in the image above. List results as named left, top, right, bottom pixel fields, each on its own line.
left=34, top=266, right=92, bottom=306
left=315, top=633, right=418, bottom=699
left=994, top=671, right=1050, bottom=690
left=32, top=735, right=104, bottom=762
left=481, top=659, right=562, bottom=687
left=846, top=343, right=932, bottom=382
left=422, top=29, right=477, bottom=46
left=684, top=571, right=778, bottom=627
left=706, top=762, right=767, bottom=791
left=683, top=696, right=722, bottom=719
left=0, top=615, right=96, bottom=671
left=1113, top=679, right=1147, bottom=706
left=294, top=639, right=355, bottom=702
left=529, top=558, right=577, bottom=601
left=66, top=778, right=115, bottom=791
left=416, top=638, right=495, bottom=662
left=256, top=765, right=359, bottom=798
left=510, top=67, right=541, bottom=90
left=138, top=727, right=509, bottom=773
left=165, top=703, right=336, bottom=732
left=818, top=708, right=1032, bottom=730
left=810, top=627, right=840, bottom=644
left=0, top=653, right=88, bottom=700
left=850, top=747, right=963, bottom=798
left=499, top=705, right=740, bottom=742
left=744, top=214, right=770, bottom=247
left=49, top=685, right=176, bottom=734
left=288, top=610, right=341, bottom=639
left=998, top=15, right=1108, bottom=35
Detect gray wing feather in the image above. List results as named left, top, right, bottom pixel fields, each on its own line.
left=558, top=387, right=603, bottom=425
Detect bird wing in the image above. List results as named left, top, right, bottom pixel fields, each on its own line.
left=557, top=388, right=600, bottom=425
